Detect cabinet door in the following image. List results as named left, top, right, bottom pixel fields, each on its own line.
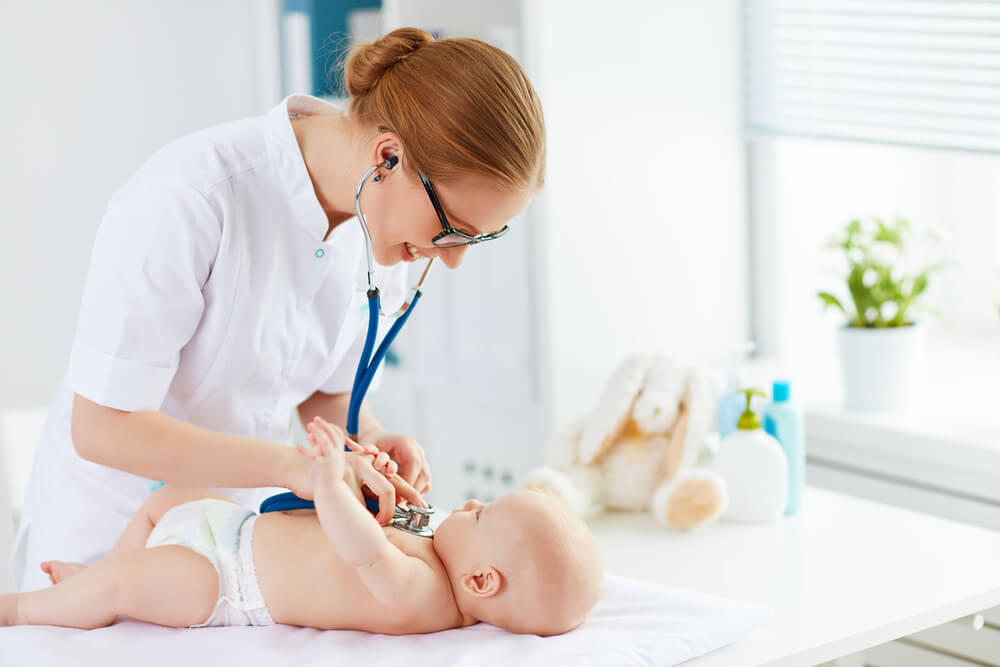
left=806, top=461, right=1000, bottom=532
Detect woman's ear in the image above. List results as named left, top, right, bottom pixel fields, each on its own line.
left=460, top=567, right=503, bottom=598
left=373, top=131, right=404, bottom=173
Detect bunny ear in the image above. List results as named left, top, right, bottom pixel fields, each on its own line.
left=578, top=354, right=651, bottom=464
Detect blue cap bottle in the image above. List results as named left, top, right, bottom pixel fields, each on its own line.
left=763, top=380, right=805, bottom=515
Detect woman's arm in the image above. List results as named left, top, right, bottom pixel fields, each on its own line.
left=71, top=393, right=302, bottom=491
left=297, top=390, right=385, bottom=442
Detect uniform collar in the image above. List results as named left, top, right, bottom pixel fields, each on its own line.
left=266, top=94, right=349, bottom=245
left=267, top=95, right=406, bottom=297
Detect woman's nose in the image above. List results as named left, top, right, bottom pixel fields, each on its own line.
left=439, top=245, right=470, bottom=269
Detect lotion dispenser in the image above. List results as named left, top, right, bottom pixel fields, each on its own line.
left=713, top=389, right=789, bottom=523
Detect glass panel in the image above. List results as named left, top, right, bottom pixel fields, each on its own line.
left=433, top=232, right=472, bottom=247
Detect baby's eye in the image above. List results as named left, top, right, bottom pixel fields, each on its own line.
left=476, top=510, right=481, bottom=521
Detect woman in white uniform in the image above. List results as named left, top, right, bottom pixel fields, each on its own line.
left=11, top=27, right=545, bottom=592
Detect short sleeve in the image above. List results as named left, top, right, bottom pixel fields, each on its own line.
left=66, top=181, right=221, bottom=412
left=318, top=262, right=410, bottom=397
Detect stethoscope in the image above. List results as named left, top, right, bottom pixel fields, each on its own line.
left=260, top=156, right=435, bottom=537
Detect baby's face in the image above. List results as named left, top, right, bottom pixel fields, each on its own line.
left=432, top=489, right=603, bottom=635
left=433, top=491, right=543, bottom=569
left=433, top=496, right=508, bottom=564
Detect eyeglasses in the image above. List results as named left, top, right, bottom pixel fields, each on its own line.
left=418, top=172, right=510, bottom=248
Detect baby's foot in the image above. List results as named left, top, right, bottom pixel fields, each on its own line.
left=40, top=560, right=85, bottom=585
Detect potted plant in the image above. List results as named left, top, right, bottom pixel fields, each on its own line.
left=818, top=217, right=946, bottom=411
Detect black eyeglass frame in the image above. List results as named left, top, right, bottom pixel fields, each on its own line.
left=418, top=172, right=510, bottom=248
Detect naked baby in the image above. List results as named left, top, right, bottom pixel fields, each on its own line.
left=0, top=417, right=604, bottom=636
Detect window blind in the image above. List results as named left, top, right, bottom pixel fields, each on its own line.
left=744, top=0, right=1000, bottom=154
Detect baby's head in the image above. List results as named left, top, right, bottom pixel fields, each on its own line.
left=432, top=488, right=603, bottom=636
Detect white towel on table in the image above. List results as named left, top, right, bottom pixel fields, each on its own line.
left=0, top=573, right=771, bottom=667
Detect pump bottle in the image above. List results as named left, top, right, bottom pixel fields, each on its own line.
left=713, top=389, right=789, bottom=523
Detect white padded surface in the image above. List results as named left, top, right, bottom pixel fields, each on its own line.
left=0, top=573, right=770, bottom=666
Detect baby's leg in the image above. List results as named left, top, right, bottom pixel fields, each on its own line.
left=41, top=486, right=235, bottom=585
left=3, top=545, right=218, bottom=628
left=39, top=560, right=84, bottom=585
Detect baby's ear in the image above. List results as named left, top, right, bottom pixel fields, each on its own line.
left=461, top=567, right=502, bottom=598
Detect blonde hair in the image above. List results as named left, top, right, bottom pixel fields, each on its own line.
left=342, top=27, right=546, bottom=192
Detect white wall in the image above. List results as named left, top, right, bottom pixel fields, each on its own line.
left=528, top=0, right=750, bottom=430
left=0, top=0, right=280, bottom=411
left=0, top=0, right=280, bottom=593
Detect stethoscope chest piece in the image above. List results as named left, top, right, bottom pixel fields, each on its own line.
left=392, top=504, right=435, bottom=537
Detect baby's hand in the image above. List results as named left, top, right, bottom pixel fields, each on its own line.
left=369, top=448, right=399, bottom=478
left=306, top=417, right=348, bottom=492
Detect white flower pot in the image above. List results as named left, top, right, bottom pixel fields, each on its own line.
left=837, top=323, right=925, bottom=412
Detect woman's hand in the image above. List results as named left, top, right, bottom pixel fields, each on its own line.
left=362, top=431, right=432, bottom=495
left=283, top=421, right=376, bottom=501
left=310, top=418, right=427, bottom=525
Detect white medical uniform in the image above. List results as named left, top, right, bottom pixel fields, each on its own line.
left=10, top=95, right=408, bottom=592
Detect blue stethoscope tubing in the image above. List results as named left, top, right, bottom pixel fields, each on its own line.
left=258, top=289, right=421, bottom=515
left=260, top=158, right=432, bottom=516
left=346, top=289, right=421, bottom=438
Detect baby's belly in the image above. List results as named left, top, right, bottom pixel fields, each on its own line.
left=250, top=511, right=449, bottom=633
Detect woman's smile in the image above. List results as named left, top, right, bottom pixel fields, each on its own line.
left=402, top=241, right=433, bottom=262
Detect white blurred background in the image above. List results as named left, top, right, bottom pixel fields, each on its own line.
left=2, top=0, right=999, bottom=595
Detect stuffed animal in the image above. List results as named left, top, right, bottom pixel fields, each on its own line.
left=525, top=354, right=728, bottom=531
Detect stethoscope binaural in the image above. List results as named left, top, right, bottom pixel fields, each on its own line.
left=260, top=156, right=435, bottom=536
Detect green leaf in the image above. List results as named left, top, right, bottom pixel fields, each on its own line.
left=912, top=303, right=950, bottom=326
left=910, top=273, right=929, bottom=300
left=817, top=292, right=846, bottom=314
left=844, top=219, right=862, bottom=249
left=846, top=265, right=873, bottom=325
left=922, top=261, right=949, bottom=275
left=873, top=217, right=907, bottom=247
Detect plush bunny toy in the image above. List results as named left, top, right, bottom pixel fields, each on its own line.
left=525, top=354, right=728, bottom=531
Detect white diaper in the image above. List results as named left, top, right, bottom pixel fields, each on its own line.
left=145, top=498, right=274, bottom=628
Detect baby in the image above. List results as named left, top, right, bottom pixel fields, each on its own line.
left=0, top=417, right=603, bottom=636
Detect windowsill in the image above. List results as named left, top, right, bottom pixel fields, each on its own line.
left=741, top=335, right=1000, bottom=502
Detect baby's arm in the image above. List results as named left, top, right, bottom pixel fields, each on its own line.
left=305, top=417, right=428, bottom=609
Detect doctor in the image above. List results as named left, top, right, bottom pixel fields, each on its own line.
left=11, top=27, right=545, bottom=592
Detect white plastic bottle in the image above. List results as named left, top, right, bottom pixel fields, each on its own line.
left=712, top=389, right=789, bottom=523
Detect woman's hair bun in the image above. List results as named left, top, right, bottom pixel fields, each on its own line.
left=344, top=27, right=434, bottom=98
